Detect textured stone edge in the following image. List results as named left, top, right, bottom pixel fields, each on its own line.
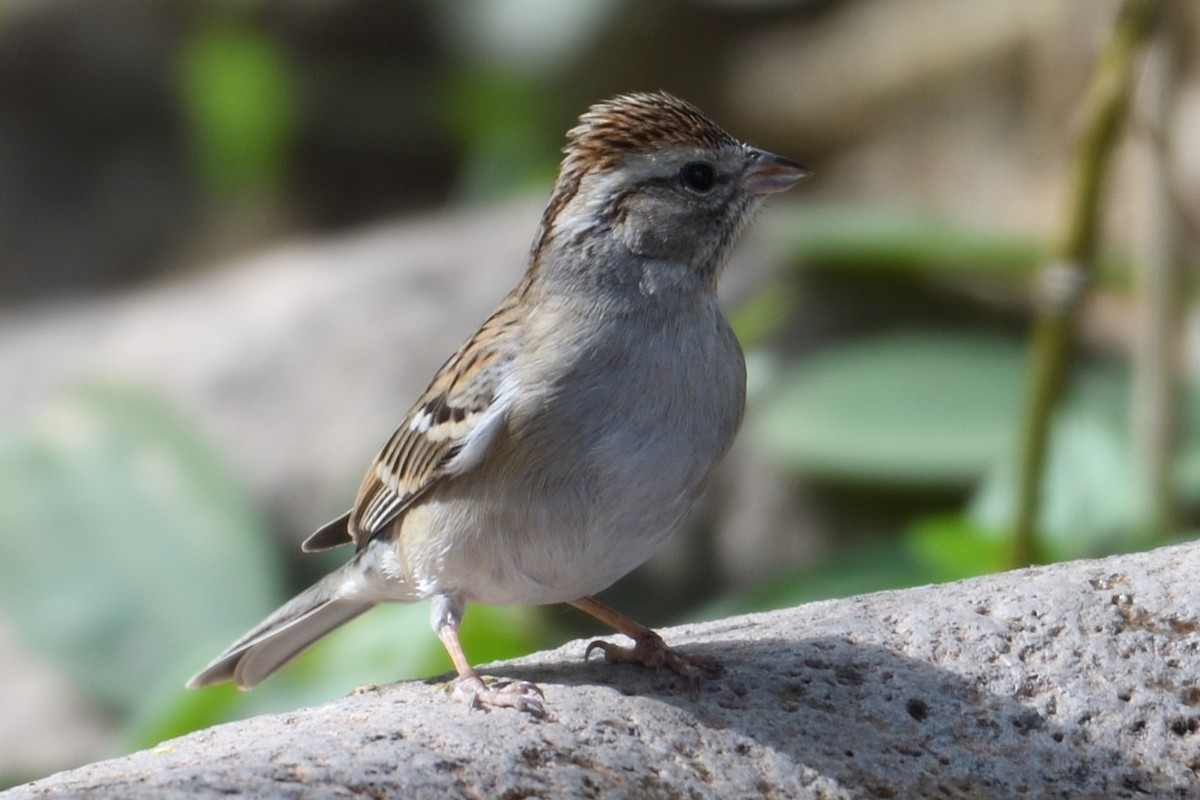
left=7, top=543, right=1200, bottom=799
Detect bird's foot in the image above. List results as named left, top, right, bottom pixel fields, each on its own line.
left=450, top=675, right=545, bottom=718
left=584, top=632, right=721, bottom=683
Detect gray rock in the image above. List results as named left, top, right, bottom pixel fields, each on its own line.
left=6, top=543, right=1200, bottom=798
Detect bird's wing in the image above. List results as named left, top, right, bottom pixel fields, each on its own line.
left=302, top=300, right=523, bottom=552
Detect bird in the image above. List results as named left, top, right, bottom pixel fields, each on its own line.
left=187, top=91, right=807, bottom=716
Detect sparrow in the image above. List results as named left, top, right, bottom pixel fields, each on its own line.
left=187, top=91, right=807, bottom=716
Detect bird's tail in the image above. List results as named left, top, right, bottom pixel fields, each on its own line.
left=187, top=563, right=376, bottom=690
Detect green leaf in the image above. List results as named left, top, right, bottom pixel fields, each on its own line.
left=126, top=677, right=244, bottom=752
left=178, top=19, right=297, bottom=197
left=771, top=207, right=1044, bottom=278
left=443, top=70, right=560, bottom=201
left=768, top=206, right=1129, bottom=287
left=970, top=367, right=1193, bottom=556
left=903, top=514, right=1010, bottom=582
left=691, top=515, right=1028, bottom=622
left=729, top=284, right=800, bottom=349
left=690, top=539, right=933, bottom=621
left=1178, top=380, right=1200, bottom=508
left=752, top=331, right=1026, bottom=486
left=0, top=384, right=281, bottom=715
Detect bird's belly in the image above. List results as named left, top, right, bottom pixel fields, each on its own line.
left=402, top=436, right=716, bottom=607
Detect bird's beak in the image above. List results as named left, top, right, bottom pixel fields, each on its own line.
left=743, top=149, right=810, bottom=195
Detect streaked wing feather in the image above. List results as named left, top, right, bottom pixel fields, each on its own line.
left=346, top=298, right=523, bottom=548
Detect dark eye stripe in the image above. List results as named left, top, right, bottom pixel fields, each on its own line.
left=634, top=171, right=727, bottom=193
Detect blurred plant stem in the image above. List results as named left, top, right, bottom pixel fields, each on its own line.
left=1011, top=0, right=1166, bottom=567
left=1131, top=8, right=1186, bottom=540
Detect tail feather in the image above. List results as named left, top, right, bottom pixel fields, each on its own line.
left=302, top=510, right=353, bottom=552
left=187, top=570, right=375, bottom=690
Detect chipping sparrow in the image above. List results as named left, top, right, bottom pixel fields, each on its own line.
left=188, top=91, right=807, bottom=716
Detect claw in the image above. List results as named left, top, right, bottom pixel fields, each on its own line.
left=584, top=639, right=612, bottom=662
left=583, top=634, right=720, bottom=684
left=450, top=676, right=545, bottom=718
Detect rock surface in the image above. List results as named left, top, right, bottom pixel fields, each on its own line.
left=7, top=543, right=1200, bottom=799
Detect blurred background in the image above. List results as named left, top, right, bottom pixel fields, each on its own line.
left=1, top=0, right=1198, bottom=788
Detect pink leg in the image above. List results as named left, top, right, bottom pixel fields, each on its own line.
left=432, top=595, right=544, bottom=716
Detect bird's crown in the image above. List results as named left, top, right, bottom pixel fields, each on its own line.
left=562, top=91, right=738, bottom=175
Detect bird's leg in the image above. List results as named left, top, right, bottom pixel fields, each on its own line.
left=569, top=596, right=720, bottom=681
left=431, top=595, right=544, bottom=716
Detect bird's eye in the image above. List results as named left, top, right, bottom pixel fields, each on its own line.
left=681, top=162, right=716, bottom=192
